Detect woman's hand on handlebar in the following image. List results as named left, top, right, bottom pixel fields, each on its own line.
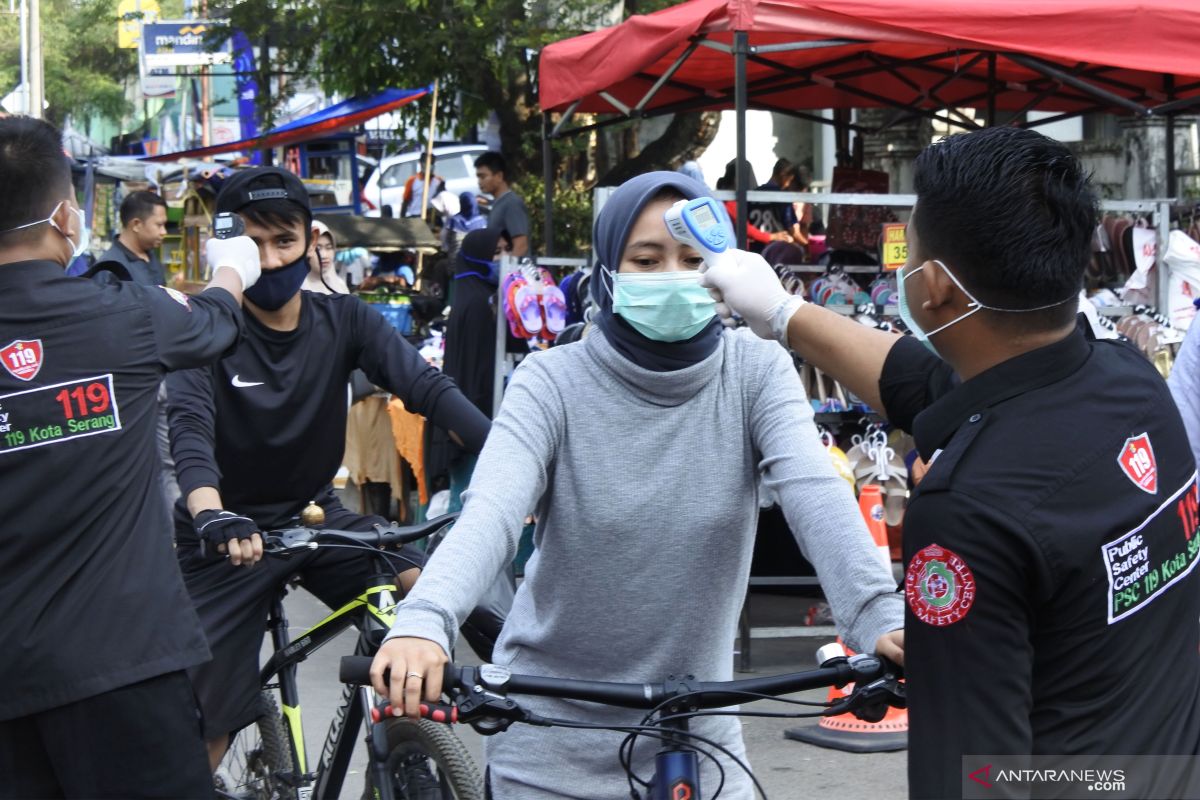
left=371, top=637, right=449, bottom=719
left=874, top=628, right=904, bottom=667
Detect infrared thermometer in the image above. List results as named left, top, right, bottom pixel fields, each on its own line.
left=664, top=197, right=737, bottom=271
left=212, top=212, right=245, bottom=239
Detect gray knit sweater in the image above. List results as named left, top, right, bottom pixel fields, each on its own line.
left=388, top=328, right=903, bottom=798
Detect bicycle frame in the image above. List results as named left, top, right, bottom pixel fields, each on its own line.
left=258, top=578, right=401, bottom=800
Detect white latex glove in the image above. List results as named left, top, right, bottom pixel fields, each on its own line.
left=206, top=235, right=262, bottom=290
left=699, top=248, right=804, bottom=344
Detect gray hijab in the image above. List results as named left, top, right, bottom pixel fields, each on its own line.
left=589, top=171, right=723, bottom=371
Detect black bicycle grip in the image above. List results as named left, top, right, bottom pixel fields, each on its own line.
left=339, top=655, right=460, bottom=690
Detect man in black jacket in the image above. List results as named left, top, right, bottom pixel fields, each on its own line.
left=702, top=127, right=1200, bottom=799
left=167, top=166, right=494, bottom=769
left=0, top=116, right=258, bottom=798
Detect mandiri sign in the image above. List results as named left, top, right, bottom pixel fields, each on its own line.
left=141, top=20, right=232, bottom=68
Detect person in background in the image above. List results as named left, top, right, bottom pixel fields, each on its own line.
left=1168, top=319, right=1200, bottom=470
left=371, top=171, right=902, bottom=798
left=757, top=157, right=795, bottom=235
left=784, top=165, right=819, bottom=252
left=101, top=189, right=178, bottom=504
left=402, top=158, right=443, bottom=219
left=717, top=161, right=793, bottom=249
left=302, top=220, right=349, bottom=295
left=101, top=190, right=168, bottom=287
left=475, top=151, right=529, bottom=258
left=443, top=191, right=489, bottom=258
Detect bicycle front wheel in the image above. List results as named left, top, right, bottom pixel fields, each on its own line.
left=214, top=690, right=295, bottom=800
left=363, top=718, right=484, bottom=800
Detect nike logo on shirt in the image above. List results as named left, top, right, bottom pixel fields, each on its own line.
left=231, top=375, right=264, bottom=388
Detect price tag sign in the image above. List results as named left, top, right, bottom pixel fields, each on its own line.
left=0, top=375, right=123, bottom=455
left=881, top=223, right=908, bottom=272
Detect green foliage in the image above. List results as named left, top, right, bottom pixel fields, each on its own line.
left=0, top=0, right=148, bottom=127
left=516, top=171, right=592, bottom=259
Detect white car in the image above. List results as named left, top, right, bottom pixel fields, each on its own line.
left=361, top=144, right=488, bottom=218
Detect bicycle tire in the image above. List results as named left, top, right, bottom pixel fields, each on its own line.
left=214, top=690, right=295, bottom=800
left=362, top=718, right=484, bottom=800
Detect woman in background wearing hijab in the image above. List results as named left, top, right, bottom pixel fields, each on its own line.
left=302, top=220, right=349, bottom=294
left=443, top=191, right=489, bottom=258
left=372, top=172, right=903, bottom=798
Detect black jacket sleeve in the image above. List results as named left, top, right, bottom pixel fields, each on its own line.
left=904, top=490, right=1045, bottom=799
left=878, top=335, right=957, bottom=434
left=352, top=300, right=491, bottom=453
left=143, top=286, right=243, bottom=372
left=166, top=365, right=222, bottom=499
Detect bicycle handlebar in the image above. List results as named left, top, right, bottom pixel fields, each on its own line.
left=261, top=512, right=460, bottom=554
left=339, top=651, right=904, bottom=728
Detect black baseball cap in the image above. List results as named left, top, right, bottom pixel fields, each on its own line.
left=216, top=166, right=311, bottom=216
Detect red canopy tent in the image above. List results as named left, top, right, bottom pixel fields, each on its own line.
left=537, top=0, right=1200, bottom=248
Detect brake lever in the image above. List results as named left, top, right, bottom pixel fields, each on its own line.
left=261, top=527, right=319, bottom=556
left=829, top=674, right=906, bottom=723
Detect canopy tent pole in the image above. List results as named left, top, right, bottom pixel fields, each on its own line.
left=543, top=113, right=555, bottom=256
left=734, top=29, right=749, bottom=250
left=1165, top=75, right=1177, bottom=198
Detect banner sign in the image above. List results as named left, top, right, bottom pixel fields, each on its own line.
left=881, top=222, right=907, bottom=271
left=141, top=20, right=232, bottom=68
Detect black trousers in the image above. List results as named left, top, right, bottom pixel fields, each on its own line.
left=0, top=670, right=213, bottom=799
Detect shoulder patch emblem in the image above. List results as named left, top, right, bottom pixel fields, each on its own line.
left=161, top=286, right=191, bottom=311
left=1118, top=433, right=1157, bottom=494
left=905, top=543, right=976, bottom=626
left=1, top=339, right=43, bottom=381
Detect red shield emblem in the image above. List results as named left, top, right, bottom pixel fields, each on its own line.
left=1118, top=433, right=1158, bottom=494
left=0, top=339, right=43, bottom=382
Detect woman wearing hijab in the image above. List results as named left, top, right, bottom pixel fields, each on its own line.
left=372, top=172, right=903, bottom=797
left=443, top=191, right=490, bottom=258
left=302, top=220, right=349, bottom=294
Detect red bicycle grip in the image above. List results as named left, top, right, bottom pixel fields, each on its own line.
left=419, top=702, right=458, bottom=723
left=371, top=701, right=458, bottom=724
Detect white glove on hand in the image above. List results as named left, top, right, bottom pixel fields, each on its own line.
left=206, top=236, right=262, bottom=291
left=699, top=249, right=805, bottom=344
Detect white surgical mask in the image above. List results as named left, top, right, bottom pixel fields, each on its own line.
left=1, top=201, right=90, bottom=263
left=897, top=259, right=1077, bottom=356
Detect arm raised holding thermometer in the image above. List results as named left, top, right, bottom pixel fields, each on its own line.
left=668, top=197, right=806, bottom=343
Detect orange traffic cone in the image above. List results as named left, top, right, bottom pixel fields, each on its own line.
left=858, top=483, right=893, bottom=569
left=784, top=485, right=907, bottom=752
left=784, top=640, right=908, bottom=752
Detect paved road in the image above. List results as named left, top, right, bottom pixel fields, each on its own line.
left=280, top=589, right=907, bottom=799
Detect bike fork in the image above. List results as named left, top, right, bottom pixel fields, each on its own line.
left=652, top=749, right=700, bottom=800
left=363, top=685, right=397, bottom=800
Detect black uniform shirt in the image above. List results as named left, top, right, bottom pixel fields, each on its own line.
left=168, top=291, right=490, bottom=532
left=99, top=238, right=166, bottom=286
left=0, top=260, right=242, bottom=719
left=881, top=320, right=1200, bottom=799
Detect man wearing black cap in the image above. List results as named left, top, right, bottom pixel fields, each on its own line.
left=0, top=115, right=258, bottom=798
left=165, top=166, right=494, bottom=769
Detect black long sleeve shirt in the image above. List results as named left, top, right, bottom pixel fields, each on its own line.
left=168, top=291, right=489, bottom=531
left=881, top=321, right=1200, bottom=799
left=0, top=261, right=242, bottom=719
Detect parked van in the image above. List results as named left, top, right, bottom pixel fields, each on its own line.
left=361, top=144, right=487, bottom=218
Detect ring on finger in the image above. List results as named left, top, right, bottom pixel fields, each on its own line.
left=406, top=672, right=423, bottom=680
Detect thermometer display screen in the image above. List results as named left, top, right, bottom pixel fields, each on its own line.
left=690, top=203, right=718, bottom=229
